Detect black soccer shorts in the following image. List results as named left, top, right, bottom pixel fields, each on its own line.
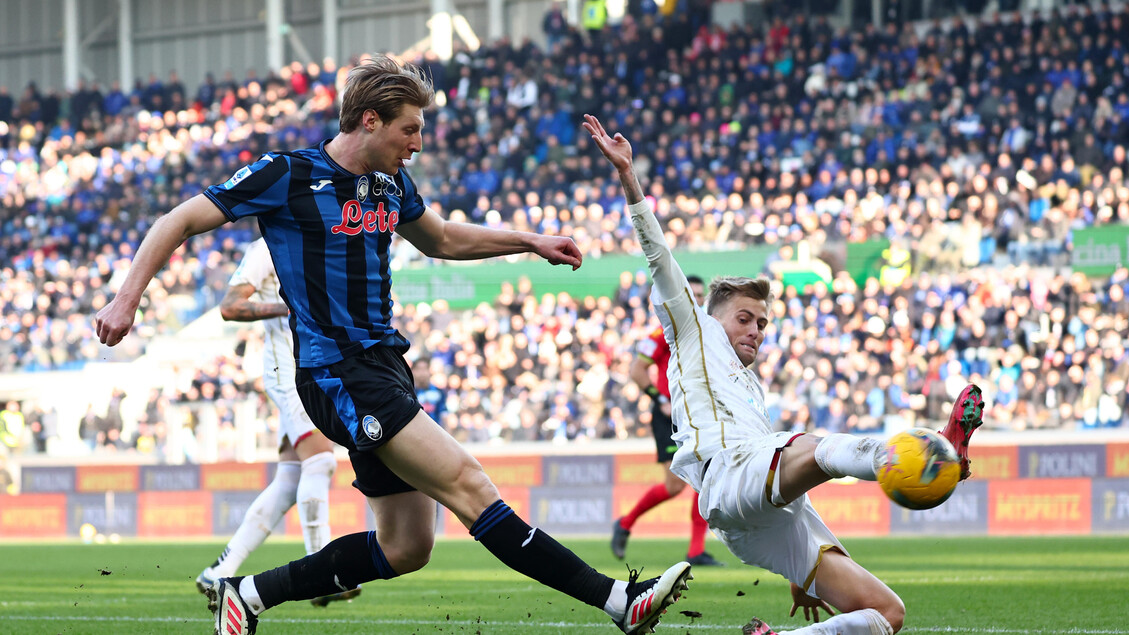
left=296, top=343, right=423, bottom=497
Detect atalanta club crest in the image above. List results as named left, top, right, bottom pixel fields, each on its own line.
left=362, top=414, right=383, bottom=441
left=356, top=175, right=370, bottom=202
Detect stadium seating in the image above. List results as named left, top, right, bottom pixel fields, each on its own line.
left=1, top=3, right=1127, bottom=461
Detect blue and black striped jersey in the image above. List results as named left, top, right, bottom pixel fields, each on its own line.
left=204, top=140, right=427, bottom=368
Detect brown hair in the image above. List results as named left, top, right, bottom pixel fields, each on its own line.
left=706, top=275, right=773, bottom=315
left=339, top=55, right=435, bottom=133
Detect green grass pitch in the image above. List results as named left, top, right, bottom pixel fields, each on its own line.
left=2, top=536, right=1126, bottom=634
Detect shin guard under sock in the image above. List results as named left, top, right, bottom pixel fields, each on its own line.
left=253, top=531, right=396, bottom=610
left=470, top=500, right=614, bottom=608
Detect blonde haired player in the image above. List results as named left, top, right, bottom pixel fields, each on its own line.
left=583, top=114, right=984, bottom=635
left=195, top=238, right=357, bottom=607
left=98, top=56, right=690, bottom=635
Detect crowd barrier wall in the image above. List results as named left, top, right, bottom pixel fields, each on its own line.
left=3, top=442, right=1128, bottom=539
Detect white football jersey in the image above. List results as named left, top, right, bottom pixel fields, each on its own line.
left=229, top=238, right=293, bottom=375
left=651, top=279, right=775, bottom=492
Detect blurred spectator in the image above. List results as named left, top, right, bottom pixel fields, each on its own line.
left=0, top=455, right=13, bottom=494
left=543, top=1, right=569, bottom=53
left=0, top=401, right=25, bottom=455
left=413, top=358, right=448, bottom=424
left=25, top=403, right=56, bottom=454
left=3, top=4, right=1129, bottom=456
left=78, top=404, right=101, bottom=451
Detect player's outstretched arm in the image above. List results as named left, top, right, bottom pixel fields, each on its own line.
left=583, top=114, right=688, bottom=302
left=396, top=207, right=582, bottom=270
left=94, top=194, right=228, bottom=346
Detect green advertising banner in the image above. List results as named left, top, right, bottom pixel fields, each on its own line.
left=1072, top=224, right=1129, bottom=277
left=845, top=238, right=891, bottom=286
left=391, top=246, right=775, bottom=309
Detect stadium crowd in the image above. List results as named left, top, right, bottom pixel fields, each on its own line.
left=2, top=2, right=1129, bottom=460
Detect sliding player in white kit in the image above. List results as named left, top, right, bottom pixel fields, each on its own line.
left=583, top=114, right=984, bottom=635
left=195, top=238, right=359, bottom=607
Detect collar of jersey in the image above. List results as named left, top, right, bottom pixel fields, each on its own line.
left=319, top=139, right=398, bottom=184
left=319, top=139, right=364, bottom=177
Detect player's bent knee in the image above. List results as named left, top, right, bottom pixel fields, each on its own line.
left=881, top=593, right=906, bottom=633
left=816, top=551, right=903, bottom=631
left=385, top=535, right=434, bottom=574
left=860, top=586, right=905, bottom=633
left=865, top=583, right=904, bottom=632
left=388, top=535, right=431, bottom=571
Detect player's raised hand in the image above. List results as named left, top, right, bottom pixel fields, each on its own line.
left=583, top=114, right=633, bottom=172
left=94, top=295, right=139, bottom=347
left=532, top=234, right=583, bottom=270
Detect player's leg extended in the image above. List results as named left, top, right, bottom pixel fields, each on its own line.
left=197, top=447, right=300, bottom=592
left=776, top=435, right=886, bottom=504
left=380, top=410, right=692, bottom=634
left=225, top=490, right=435, bottom=612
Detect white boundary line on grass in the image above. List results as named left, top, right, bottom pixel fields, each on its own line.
left=3, top=616, right=1128, bottom=633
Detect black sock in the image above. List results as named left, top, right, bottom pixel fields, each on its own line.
left=254, top=531, right=396, bottom=609
left=470, top=500, right=614, bottom=609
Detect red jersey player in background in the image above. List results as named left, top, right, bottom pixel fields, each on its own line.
left=613, top=274, right=724, bottom=567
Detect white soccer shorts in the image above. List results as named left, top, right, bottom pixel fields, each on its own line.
left=698, top=431, right=847, bottom=597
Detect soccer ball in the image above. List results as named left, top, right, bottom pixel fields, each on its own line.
left=877, top=428, right=961, bottom=510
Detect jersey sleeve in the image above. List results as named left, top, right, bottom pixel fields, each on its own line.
left=397, top=169, right=427, bottom=223
left=228, top=239, right=273, bottom=290
left=204, top=153, right=291, bottom=222
left=625, top=199, right=704, bottom=334
left=627, top=198, right=697, bottom=309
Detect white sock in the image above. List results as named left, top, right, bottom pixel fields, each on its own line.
left=779, top=608, right=893, bottom=635
left=297, top=452, right=336, bottom=555
left=813, top=434, right=885, bottom=481
left=603, top=580, right=628, bottom=619
left=211, top=461, right=300, bottom=577
left=238, top=576, right=265, bottom=615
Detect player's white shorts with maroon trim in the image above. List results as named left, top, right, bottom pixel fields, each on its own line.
left=697, top=431, right=846, bottom=597
left=264, top=360, right=318, bottom=448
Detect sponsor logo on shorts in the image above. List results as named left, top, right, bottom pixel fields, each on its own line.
left=362, top=414, right=383, bottom=441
